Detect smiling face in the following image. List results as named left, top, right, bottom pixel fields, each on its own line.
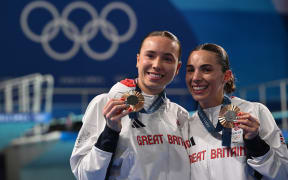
left=136, top=36, right=181, bottom=95
left=186, top=50, right=232, bottom=108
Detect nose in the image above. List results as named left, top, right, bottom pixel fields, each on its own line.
left=192, top=69, right=202, bottom=82
left=152, top=57, right=162, bottom=71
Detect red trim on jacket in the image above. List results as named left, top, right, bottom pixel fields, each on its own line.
left=120, top=79, right=136, bottom=87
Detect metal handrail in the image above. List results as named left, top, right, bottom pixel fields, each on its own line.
left=238, top=79, right=288, bottom=129
left=0, top=74, right=54, bottom=113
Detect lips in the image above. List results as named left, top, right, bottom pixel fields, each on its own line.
left=193, top=86, right=206, bottom=90
left=147, top=72, right=163, bottom=80
left=191, top=85, right=207, bottom=94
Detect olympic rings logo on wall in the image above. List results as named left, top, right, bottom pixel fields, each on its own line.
left=20, top=1, right=137, bottom=61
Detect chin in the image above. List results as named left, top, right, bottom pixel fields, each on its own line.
left=191, top=94, right=207, bottom=102
left=147, top=79, right=165, bottom=87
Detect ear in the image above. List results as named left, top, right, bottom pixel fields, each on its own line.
left=175, top=61, right=182, bottom=75
left=224, top=70, right=232, bottom=83
left=136, top=54, right=140, bottom=68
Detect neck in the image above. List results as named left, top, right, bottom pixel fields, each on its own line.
left=136, top=78, right=164, bottom=95
left=199, top=94, right=224, bottom=109
left=141, top=88, right=162, bottom=95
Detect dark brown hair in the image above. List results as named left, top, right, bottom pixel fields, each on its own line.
left=191, top=43, right=236, bottom=94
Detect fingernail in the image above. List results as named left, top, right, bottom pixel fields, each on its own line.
left=120, top=97, right=125, bottom=101
left=128, top=107, right=133, bottom=112
left=233, top=122, right=240, bottom=127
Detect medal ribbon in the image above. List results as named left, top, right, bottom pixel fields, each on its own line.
left=129, top=79, right=166, bottom=122
left=197, top=95, right=232, bottom=146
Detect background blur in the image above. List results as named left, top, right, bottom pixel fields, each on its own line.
left=0, top=0, right=287, bottom=179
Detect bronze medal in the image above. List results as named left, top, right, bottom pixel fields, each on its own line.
left=121, top=90, right=144, bottom=112
left=218, top=104, right=240, bottom=128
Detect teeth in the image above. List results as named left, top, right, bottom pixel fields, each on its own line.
left=193, top=86, right=206, bottom=90
left=148, top=73, right=162, bottom=78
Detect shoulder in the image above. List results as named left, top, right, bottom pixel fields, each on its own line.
left=231, top=96, right=269, bottom=111
left=230, top=96, right=250, bottom=106
left=108, top=79, right=136, bottom=98
left=82, top=94, right=109, bottom=123
left=88, top=93, right=109, bottom=107
left=165, top=99, right=189, bottom=127
left=166, top=99, right=189, bottom=114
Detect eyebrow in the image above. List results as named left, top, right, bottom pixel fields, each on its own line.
left=163, top=53, right=174, bottom=58
left=200, top=64, right=212, bottom=68
left=145, top=50, right=175, bottom=58
left=145, top=50, right=156, bottom=54
left=186, top=64, right=213, bottom=70
left=186, top=64, right=212, bottom=67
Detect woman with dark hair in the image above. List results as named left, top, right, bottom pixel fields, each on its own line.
left=185, top=43, right=288, bottom=179
left=70, top=31, right=190, bottom=180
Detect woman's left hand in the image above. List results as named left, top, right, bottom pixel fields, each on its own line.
left=236, top=112, right=260, bottom=140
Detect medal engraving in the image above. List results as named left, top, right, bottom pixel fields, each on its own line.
left=218, top=104, right=240, bottom=128
left=122, top=91, right=144, bottom=112
left=126, top=95, right=139, bottom=105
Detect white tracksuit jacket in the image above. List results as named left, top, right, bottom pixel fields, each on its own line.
left=187, top=97, right=288, bottom=180
left=70, top=79, right=190, bottom=180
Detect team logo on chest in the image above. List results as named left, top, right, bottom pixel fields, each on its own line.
left=131, top=119, right=145, bottom=128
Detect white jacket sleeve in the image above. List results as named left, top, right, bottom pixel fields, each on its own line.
left=70, top=94, right=113, bottom=180
left=247, top=103, right=288, bottom=179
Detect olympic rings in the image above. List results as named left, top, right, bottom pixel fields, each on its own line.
left=20, top=1, right=137, bottom=61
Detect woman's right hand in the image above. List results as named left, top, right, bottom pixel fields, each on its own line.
left=236, top=112, right=260, bottom=140
left=102, top=98, right=131, bottom=132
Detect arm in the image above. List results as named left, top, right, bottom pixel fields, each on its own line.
left=70, top=94, right=111, bottom=180
left=70, top=94, right=112, bottom=180
left=70, top=94, right=130, bottom=180
left=244, top=104, right=288, bottom=179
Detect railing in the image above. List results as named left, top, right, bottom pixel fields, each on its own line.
left=237, top=79, right=288, bottom=130
left=53, top=79, right=288, bottom=130
left=53, top=87, right=191, bottom=114
left=3, top=74, right=283, bottom=128
left=0, top=73, right=54, bottom=113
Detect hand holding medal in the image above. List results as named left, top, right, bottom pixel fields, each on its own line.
left=235, top=112, right=260, bottom=140
left=103, top=90, right=145, bottom=132
left=218, top=103, right=260, bottom=140
left=103, top=98, right=132, bottom=132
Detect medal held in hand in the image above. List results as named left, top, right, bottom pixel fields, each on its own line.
left=122, top=90, right=144, bottom=112
left=218, top=104, right=240, bottom=128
